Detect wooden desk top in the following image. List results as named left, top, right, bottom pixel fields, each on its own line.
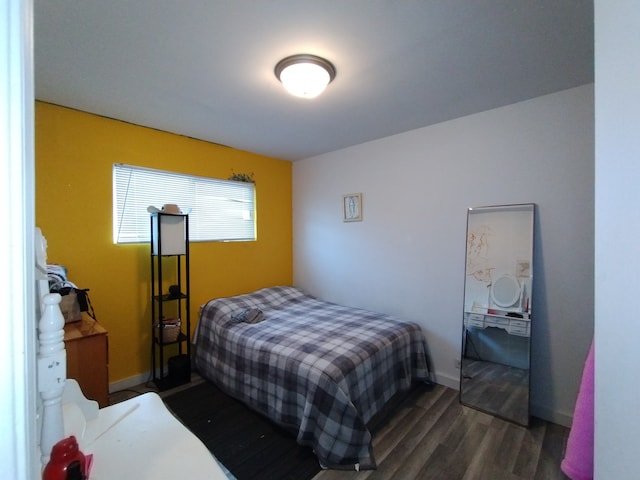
left=63, top=316, right=107, bottom=341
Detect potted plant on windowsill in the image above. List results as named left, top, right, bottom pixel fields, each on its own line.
left=228, top=171, right=255, bottom=183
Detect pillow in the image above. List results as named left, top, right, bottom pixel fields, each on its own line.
left=232, top=308, right=265, bottom=324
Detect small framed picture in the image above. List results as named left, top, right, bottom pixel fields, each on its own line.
left=343, top=193, right=362, bottom=222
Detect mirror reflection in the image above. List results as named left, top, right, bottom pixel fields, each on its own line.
left=460, top=204, right=534, bottom=426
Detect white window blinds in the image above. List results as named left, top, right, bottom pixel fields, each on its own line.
left=113, top=164, right=256, bottom=244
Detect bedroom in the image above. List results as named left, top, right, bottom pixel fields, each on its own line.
left=2, top=1, right=638, bottom=479
left=34, top=84, right=593, bottom=429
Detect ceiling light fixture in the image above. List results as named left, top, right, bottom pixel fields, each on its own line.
left=275, top=54, right=336, bottom=99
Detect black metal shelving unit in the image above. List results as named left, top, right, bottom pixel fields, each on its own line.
left=150, top=212, right=191, bottom=391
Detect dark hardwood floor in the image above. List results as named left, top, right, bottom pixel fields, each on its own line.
left=312, top=384, right=569, bottom=480
left=110, top=377, right=569, bottom=480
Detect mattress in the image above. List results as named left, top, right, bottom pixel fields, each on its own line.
left=193, top=286, right=430, bottom=469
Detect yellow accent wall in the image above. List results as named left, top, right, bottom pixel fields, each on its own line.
left=35, top=102, right=292, bottom=384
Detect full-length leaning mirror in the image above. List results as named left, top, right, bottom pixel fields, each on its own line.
left=460, top=203, right=534, bottom=426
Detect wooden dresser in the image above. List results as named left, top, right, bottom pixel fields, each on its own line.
left=63, top=316, right=109, bottom=407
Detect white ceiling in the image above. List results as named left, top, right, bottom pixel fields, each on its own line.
left=34, top=1, right=593, bottom=161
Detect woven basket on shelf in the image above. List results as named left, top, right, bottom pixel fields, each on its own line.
left=154, top=318, right=181, bottom=342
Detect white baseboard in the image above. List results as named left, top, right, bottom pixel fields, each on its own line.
left=109, top=367, right=200, bottom=394
left=531, top=402, right=573, bottom=427
left=112, top=369, right=573, bottom=427
left=434, top=370, right=460, bottom=390
left=109, top=371, right=152, bottom=393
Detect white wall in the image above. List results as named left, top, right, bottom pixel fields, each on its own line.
left=293, top=84, right=594, bottom=425
left=594, top=1, right=640, bottom=477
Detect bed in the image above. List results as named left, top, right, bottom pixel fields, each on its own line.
left=193, top=286, right=431, bottom=470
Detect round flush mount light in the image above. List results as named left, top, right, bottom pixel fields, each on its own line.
left=274, top=54, right=336, bottom=99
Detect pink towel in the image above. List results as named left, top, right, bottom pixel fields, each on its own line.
left=561, top=341, right=594, bottom=480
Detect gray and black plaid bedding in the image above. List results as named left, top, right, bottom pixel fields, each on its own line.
left=193, top=286, right=430, bottom=470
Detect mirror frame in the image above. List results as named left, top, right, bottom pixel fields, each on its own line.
left=459, top=203, right=535, bottom=426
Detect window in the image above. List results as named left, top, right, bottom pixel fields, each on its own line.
left=113, top=164, right=255, bottom=244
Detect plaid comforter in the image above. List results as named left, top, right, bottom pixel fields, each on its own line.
left=193, top=286, right=430, bottom=469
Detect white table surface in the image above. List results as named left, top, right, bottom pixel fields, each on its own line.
left=63, top=390, right=229, bottom=480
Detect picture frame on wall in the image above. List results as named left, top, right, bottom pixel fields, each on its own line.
left=343, top=193, right=362, bottom=222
